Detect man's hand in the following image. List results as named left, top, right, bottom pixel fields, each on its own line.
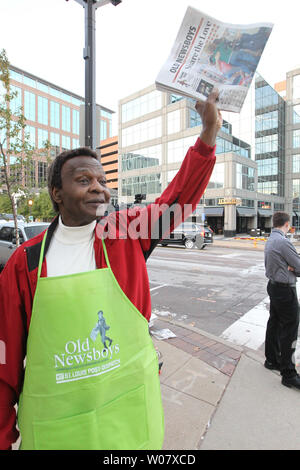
left=288, top=266, right=295, bottom=272
left=195, top=89, right=222, bottom=147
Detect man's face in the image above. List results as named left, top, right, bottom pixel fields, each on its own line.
left=52, top=156, right=111, bottom=226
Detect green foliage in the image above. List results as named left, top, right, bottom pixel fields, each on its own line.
left=17, top=191, right=56, bottom=221
left=0, top=193, right=11, bottom=213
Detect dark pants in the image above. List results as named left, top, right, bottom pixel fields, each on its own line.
left=265, top=281, right=299, bottom=377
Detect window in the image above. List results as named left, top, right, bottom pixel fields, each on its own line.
left=255, top=134, right=278, bottom=154
left=100, top=120, right=108, bottom=140
left=293, top=75, right=300, bottom=100
left=255, top=84, right=278, bottom=110
left=293, top=104, right=300, bottom=124
left=24, top=91, right=36, bottom=121
left=167, top=110, right=181, bottom=134
left=255, top=110, right=278, bottom=132
left=72, top=138, right=79, bottom=149
left=50, top=132, right=60, bottom=147
left=121, top=90, right=162, bottom=123
left=61, top=105, right=71, bottom=132
left=293, top=179, right=300, bottom=200
left=236, top=164, right=255, bottom=191
left=23, top=76, right=36, bottom=88
left=9, top=70, right=23, bottom=83
left=49, top=87, right=61, bottom=99
left=167, top=170, right=178, bottom=185
left=25, top=125, right=36, bottom=147
left=0, top=227, right=14, bottom=242
left=167, top=136, right=196, bottom=164
left=257, top=158, right=278, bottom=176
left=62, top=135, right=71, bottom=150
left=72, top=109, right=79, bottom=134
left=38, top=96, right=48, bottom=125
left=207, top=163, right=224, bottom=189
left=50, top=101, right=60, bottom=129
left=122, top=117, right=162, bottom=147
left=257, top=181, right=278, bottom=195
left=293, top=130, right=300, bottom=149
left=10, top=85, right=22, bottom=115
left=38, top=129, right=49, bottom=149
left=37, top=82, right=49, bottom=93
left=189, top=108, right=202, bottom=129
left=122, top=144, right=161, bottom=171
left=293, top=154, right=300, bottom=173
left=122, top=173, right=161, bottom=196
left=38, top=162, right=48, bottom=185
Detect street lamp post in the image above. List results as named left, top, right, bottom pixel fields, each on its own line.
left=68, top=0, right=122, bottom=150
left=28, top=199, right=33, bottom=221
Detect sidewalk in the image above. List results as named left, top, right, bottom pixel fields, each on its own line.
left=212, top=234, right=300, bottom=251
left=153, top=317, right=300, bottom=450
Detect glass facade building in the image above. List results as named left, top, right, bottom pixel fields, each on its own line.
left=255, top=74, right=286, bottom=199
left=3, top=65, right=114, bottom=189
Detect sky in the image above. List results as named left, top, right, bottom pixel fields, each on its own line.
left=0, top=0, right=299, bottom=133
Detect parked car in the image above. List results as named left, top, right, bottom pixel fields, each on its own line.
left=160, top=222, right=205, bottom=250
left=0, top=213, right=26, bottom=223
left=0, top=221, right=49, bottom=269
left=195, top=224, right=214, bottom=246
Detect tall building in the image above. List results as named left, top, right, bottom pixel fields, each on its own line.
left=99, top=136, right=118, bottom=191
left=118, top=72, right=298, bottom=236
left=1, top=65, right=114, bottom=190
left=118, top=85, right=257, bottom=236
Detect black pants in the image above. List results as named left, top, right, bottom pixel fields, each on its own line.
left=265, top=281, right=299, bottom=377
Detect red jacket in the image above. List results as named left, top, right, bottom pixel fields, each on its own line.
left=0, top=138, right=215, bottom=450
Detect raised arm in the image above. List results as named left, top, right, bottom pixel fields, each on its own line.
left=140, top=91, right=222, bottom=257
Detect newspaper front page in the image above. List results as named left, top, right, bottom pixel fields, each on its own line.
left=155, top=7, right=273, bottom=112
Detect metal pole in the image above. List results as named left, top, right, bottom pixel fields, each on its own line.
left=83, top=0, right=96, bottom=149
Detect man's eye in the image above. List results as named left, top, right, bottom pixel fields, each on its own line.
left=79, top=178, right=89, bottom=184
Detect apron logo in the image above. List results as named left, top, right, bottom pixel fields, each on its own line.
left=53, top=310, right=120, bottom=384
left=90, top=310, right=113, bottom=349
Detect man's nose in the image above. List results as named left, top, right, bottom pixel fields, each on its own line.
left=90, top=178, right=104, bottom=192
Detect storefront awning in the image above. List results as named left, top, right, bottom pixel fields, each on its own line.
left=258, top=209, right=273, bottom=217
left=236, top=207, right=256, bottom=217
left=204, top=207, right=224, bottom=217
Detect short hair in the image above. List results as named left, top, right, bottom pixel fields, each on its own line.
left=48, top=147, right=100, bottom=212
left=272, top=211, right=290, bottom=228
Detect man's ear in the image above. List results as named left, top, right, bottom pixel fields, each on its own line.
left=52, top=187, right=63, bottom=206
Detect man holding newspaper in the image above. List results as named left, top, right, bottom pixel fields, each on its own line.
left=0, top=90, right=222, bottom=450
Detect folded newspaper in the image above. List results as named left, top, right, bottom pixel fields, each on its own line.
left=155, top=7, right=273, bottom=113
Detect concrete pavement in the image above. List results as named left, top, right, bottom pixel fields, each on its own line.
left=153, top=317, right=300, bottom=451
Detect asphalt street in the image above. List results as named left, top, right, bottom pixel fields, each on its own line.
left=147, top=244, right=268, bottom=339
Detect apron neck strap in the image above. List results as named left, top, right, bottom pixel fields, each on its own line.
left=37, top=232, right=111, bottom=278
left=101, top=238, right=111, bottom=269
left=37, top=231, right=48, bottom=279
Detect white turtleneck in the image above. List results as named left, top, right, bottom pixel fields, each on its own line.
left=46, top=216, right=97, bottom=277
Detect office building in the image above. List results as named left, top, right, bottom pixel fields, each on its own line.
left=118, top=71, right=298, bottom=236
left=1, top=64, right=114, bottom=190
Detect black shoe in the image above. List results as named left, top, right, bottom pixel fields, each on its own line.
left=264, top=360, right=280, bottom=371
left=282, top=374, right=300, bottom=390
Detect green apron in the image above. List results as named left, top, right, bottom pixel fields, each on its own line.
left=17, top=232, right=164, bottom=450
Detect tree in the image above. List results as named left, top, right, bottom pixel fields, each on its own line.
left=18, top=191, right=55, bottom=222
left=0, top=49, right=48, bottom=246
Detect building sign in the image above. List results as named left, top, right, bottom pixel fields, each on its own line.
left=218, top=198, right=242, bottom=206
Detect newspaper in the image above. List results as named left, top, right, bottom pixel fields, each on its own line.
left=155, top=7, right=273, bottom=112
